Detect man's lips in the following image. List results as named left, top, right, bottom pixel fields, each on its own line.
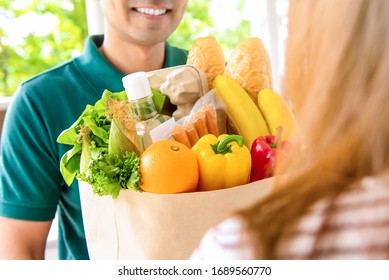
left=133, top=7, right=169, bottom=16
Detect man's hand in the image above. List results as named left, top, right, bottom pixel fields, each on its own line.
left=0, top=216, right=52, bottom=259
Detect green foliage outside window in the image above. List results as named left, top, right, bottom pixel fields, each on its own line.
left=0, top=0, right=250, bottom=97
left=0, top=0, right=88, bottom=96
left=169, top=0, right=250, bottom=55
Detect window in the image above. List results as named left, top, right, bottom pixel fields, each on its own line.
left=0, top=0, right=88, bottom=97
left=248, top=0, right=289, bottom=92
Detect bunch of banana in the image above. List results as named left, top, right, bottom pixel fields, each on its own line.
left=213, top=76, right=297, bottom=148
left=212, top=75, right=269, bottom=148
left=222, top=37, right=297, bottom=144
left=257, top=88, right=297, bottom=140
left=187, top=36, right=298, bottom=147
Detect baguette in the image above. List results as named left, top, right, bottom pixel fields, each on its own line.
left=187, top=36, right=225, bottom=89
left=225, top=37, right=273, bottom=103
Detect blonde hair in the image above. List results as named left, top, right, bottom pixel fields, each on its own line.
left=240, top=0, right=389, bottom=259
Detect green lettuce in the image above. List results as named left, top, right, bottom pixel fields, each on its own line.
left=57, top=90, right=125, bottom=185
left=78, top=146, right=142, bottom=198
left=57, top=87, right=167, bottom=198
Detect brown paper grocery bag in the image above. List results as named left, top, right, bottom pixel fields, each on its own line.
left=79, top=178, right=273, bottom=260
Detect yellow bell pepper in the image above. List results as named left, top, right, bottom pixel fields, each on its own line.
left=191, top=134, right=251, bottom=191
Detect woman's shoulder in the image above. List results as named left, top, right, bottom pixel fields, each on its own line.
left=190, top=216, right=255, bottom=260
left=279, top=174, right=389, bottom=259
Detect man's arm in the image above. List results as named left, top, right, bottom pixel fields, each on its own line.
left=0, top=216, right=52, bottom=260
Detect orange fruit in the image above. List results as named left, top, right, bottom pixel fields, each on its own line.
left=139, top=140, right=199, bottom=194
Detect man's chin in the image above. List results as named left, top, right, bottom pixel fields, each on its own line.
left=128, top=29, right=172, bottom=45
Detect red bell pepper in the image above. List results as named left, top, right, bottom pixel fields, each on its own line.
left=250, top=127, right=287, bottom=182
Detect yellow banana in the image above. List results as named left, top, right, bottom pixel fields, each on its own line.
left=257, top=88, right=297, bottom=140
left=212, top=75, right=269, bottom=148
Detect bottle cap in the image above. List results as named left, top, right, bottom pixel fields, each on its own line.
left=122, top=71, right=152, bottom=101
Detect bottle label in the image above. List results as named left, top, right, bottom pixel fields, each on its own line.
left=149, top=117, right=176, bottom=144
left=136, top=114, right=171, bottom=152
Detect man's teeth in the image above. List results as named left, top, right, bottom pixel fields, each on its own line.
left=136, top=8, right=167, bottom=16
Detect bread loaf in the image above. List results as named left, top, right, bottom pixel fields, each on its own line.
left=225, top=37, right=273, bottom=103
left=186, top=36, right=225, bottom=89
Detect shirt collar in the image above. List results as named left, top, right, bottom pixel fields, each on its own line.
left=74, top=35, right=124, bottom=98
left=74, top=35, right=187, bottom=99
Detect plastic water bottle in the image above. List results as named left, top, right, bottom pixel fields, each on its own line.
left=122, top=71, right=171, bottom=152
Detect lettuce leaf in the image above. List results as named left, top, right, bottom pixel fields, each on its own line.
left=57, top=90, right=127, bottom=186
left=151, top=87, right=166, bottom=113
left=77, top=148, right=142, bottom=198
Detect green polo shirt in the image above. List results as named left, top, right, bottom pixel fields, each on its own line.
left=0, top=35, right=188, bottom=259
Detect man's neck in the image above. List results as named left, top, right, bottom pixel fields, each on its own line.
left=99, top=35, right=166, bottom=74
